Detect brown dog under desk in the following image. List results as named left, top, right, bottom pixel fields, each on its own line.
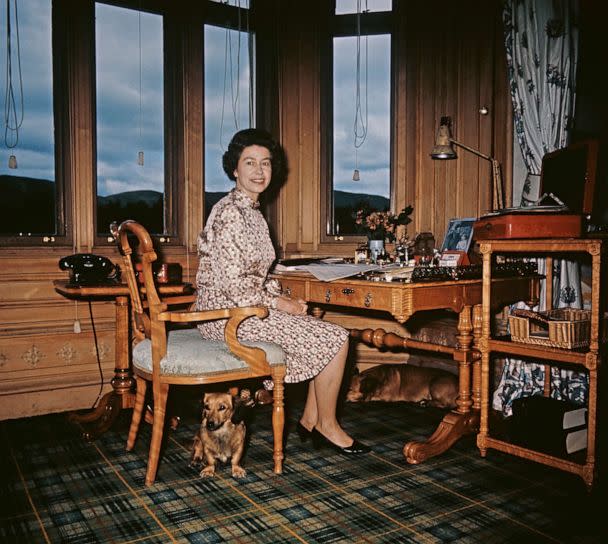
left=346, top=364, right=458, bottom=409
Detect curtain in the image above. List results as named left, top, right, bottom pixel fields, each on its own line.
left=493, top=0, right=587, bottom=416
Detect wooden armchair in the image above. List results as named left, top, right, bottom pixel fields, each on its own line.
left=113, top=220, right=286, bottom=486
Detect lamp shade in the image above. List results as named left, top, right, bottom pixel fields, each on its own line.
left=430, top=115, right=504, bottom=210
left=430, top=116, right=457, bottom=160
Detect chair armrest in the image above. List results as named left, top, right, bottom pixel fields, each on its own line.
left=158, top=306, right=273, bottom=372
left=157, top=306, right=268, bottom=323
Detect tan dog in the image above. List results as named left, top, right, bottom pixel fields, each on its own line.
left=190, top=391, right=254, bottom=478
left=346, top=365, right=458, bottom=409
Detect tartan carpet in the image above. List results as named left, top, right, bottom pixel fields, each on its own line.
left=1, top=385, right=604, bottom=543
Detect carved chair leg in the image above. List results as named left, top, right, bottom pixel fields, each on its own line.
left=127, top=376, right=147, bottom=451
left=145, top=382, right=170, bottom=486
left=270, top=368, right=286, bottom=474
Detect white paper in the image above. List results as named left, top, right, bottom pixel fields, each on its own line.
left=302, top=263, right=379, bottom=282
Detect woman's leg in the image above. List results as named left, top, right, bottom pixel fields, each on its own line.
left=299, top=338, right=354, bottom=447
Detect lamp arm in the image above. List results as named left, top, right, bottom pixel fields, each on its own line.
left=450, top=138, right=504, bottom=210
left=449, top=138, right=493, bottom=162
left=492, top=158, right=505, bottom=210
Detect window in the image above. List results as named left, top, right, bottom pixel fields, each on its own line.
left=335, top=0, right=392, bottom=15
left=0, top=0, right=56, bottom=239
left=203, top=6, right=253, bottom=219
left=95, top=3, right=164, bottom=235
left=326, top=4, right=393, bottom=238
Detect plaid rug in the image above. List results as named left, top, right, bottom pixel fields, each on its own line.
left=1, top=384, right=604, bottom=543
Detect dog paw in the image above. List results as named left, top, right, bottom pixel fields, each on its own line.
left=231, top=466, right=246, bottom=478
left=200, top=466, right=215, bottom=478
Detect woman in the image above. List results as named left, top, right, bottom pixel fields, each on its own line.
left=195, top=128, right=370, bottom=454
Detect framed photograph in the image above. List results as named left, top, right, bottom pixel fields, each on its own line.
left=441, top=218, right=476, bottom=253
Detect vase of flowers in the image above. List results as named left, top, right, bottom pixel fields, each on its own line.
left=355, top=206, right=413, bottom=242
left=355, top=205, right=413, bottom=263
left=367, top=239, right=384, bottom=262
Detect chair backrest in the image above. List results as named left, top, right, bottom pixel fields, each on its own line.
left=111, top=220, right=163, bottom=342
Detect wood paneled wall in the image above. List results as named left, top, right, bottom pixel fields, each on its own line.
left=0, top=0, right=511, bottom=420
left=275, top=0, right=511, bottom=258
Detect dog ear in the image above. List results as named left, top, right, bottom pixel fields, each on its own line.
left=231, top=394, right=255, bottom=424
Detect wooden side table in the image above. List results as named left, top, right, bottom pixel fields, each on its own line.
left=477, top=238, right=603, bottom=490
left=53, top=280, right=194, bottom=439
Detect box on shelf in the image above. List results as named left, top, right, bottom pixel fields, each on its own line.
left=508, top=308, right=591, bottom=349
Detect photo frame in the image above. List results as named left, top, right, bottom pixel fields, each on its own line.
left=441, top=218, right=476, bottom=253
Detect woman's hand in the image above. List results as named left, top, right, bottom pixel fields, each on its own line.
left=276, top=295, right=308, bottom=316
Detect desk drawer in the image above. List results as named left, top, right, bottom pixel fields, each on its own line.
left=308, top=281, right=392, bottom=311
left=277, top=278, right=307, bottom=300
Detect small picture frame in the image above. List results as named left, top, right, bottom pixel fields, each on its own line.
left=438, top=250, right=470, bottom=267
left=441, top=218, right=475, bottom=253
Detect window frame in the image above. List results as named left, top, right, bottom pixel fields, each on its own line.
left=320, top=8, right=395, bottom=244
left=0, top=0, right=70, bottom=248
left=202, top=1, right=256, bottom=218
left=93, top=0, right=172, bottom=245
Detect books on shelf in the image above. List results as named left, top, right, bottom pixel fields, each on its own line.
left=511, top=395, right=588, bottom=456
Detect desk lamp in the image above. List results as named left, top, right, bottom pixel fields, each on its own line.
left=431, top=116, right=504, bottom=211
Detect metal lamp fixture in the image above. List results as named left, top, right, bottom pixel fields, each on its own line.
left=431, top=116, right=504, bottom=210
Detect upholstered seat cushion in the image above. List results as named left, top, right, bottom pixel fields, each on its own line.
left=133, top=328, right=285, bottom=375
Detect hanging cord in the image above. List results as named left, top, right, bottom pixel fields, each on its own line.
left=231, top=0, right=241, bottom=127
left=137, top=8, right=144, bottom=165
left=219, top=0, right=243, bottom=150
left=88, top=300, right=105, bottom=410
left=3, top=0, right=24, bottom=149
left=247, top=5, right=253, bottom=124
left=353, top=0, right=368, bottom=150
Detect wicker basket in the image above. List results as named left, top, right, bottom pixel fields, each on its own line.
left=508, top=308, right=591, bottom=349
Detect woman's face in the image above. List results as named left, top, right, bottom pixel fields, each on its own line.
left=233, top=145, right=272, bottom=201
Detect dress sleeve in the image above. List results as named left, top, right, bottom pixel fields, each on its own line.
left=209, top=205, right=279, bottom=308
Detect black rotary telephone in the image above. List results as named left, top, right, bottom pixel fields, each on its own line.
left=59, top=253, right=121, bottom=285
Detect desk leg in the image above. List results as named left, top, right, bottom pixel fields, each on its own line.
left=68, top=295, right=135, bottom=439
left=403, top=304, right=479, bottom=464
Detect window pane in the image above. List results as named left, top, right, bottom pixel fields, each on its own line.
left=204, top=24, right=252, bottom=218
left=335, top=0, right=392, bottom=15
left=208, top=0, right=250, bottom=8
left=333, top=34, right=391, bottom=235
left=95, top=4, right=164, bottom=235
left=0, top=0, right=55, bottom=236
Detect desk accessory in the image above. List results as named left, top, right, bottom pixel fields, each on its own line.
left=59, top=253, right=120, bottom=285
left=431, top=116, right=504, bottom=210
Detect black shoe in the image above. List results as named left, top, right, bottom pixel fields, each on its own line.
left=296, top=422, right=313, bottom=442
left=311, top=428, right=371, bottom=455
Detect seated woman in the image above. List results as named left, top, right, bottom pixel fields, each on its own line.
left=195, top=128, right=370, bottom=455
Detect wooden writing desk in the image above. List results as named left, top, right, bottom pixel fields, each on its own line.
left=272, top=271, right=539, bottom=463
left=53, top=280, right=194, bottom=439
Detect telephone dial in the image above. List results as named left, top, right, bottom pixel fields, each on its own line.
left=59, top=253, right=120, bottom=285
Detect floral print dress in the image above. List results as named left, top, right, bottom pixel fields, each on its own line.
left=195, top=188, right=349, bottom=383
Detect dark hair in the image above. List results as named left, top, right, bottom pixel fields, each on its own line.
left=222, top=128, right=284, bottom=182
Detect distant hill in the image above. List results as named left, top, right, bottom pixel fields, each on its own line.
left=334, top=190, right=389, bottom=211
left=0, top=176, right=390, bottom=236
left=98, top=190, right=162, bottom=208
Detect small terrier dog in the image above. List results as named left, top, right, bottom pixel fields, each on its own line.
left=346, top=364, right=458, bottom=409
left=190, top=390, right=255, bottom=479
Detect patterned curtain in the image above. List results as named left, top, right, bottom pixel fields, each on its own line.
left=492, top=0, right=588, bottom=416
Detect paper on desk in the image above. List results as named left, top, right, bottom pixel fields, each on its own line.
left=303, top=263, right=379, bottom=281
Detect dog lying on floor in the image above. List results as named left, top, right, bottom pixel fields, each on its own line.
left=346, top=364, right=458, bottom=409
left=190, top=390, right=255, bottom=478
